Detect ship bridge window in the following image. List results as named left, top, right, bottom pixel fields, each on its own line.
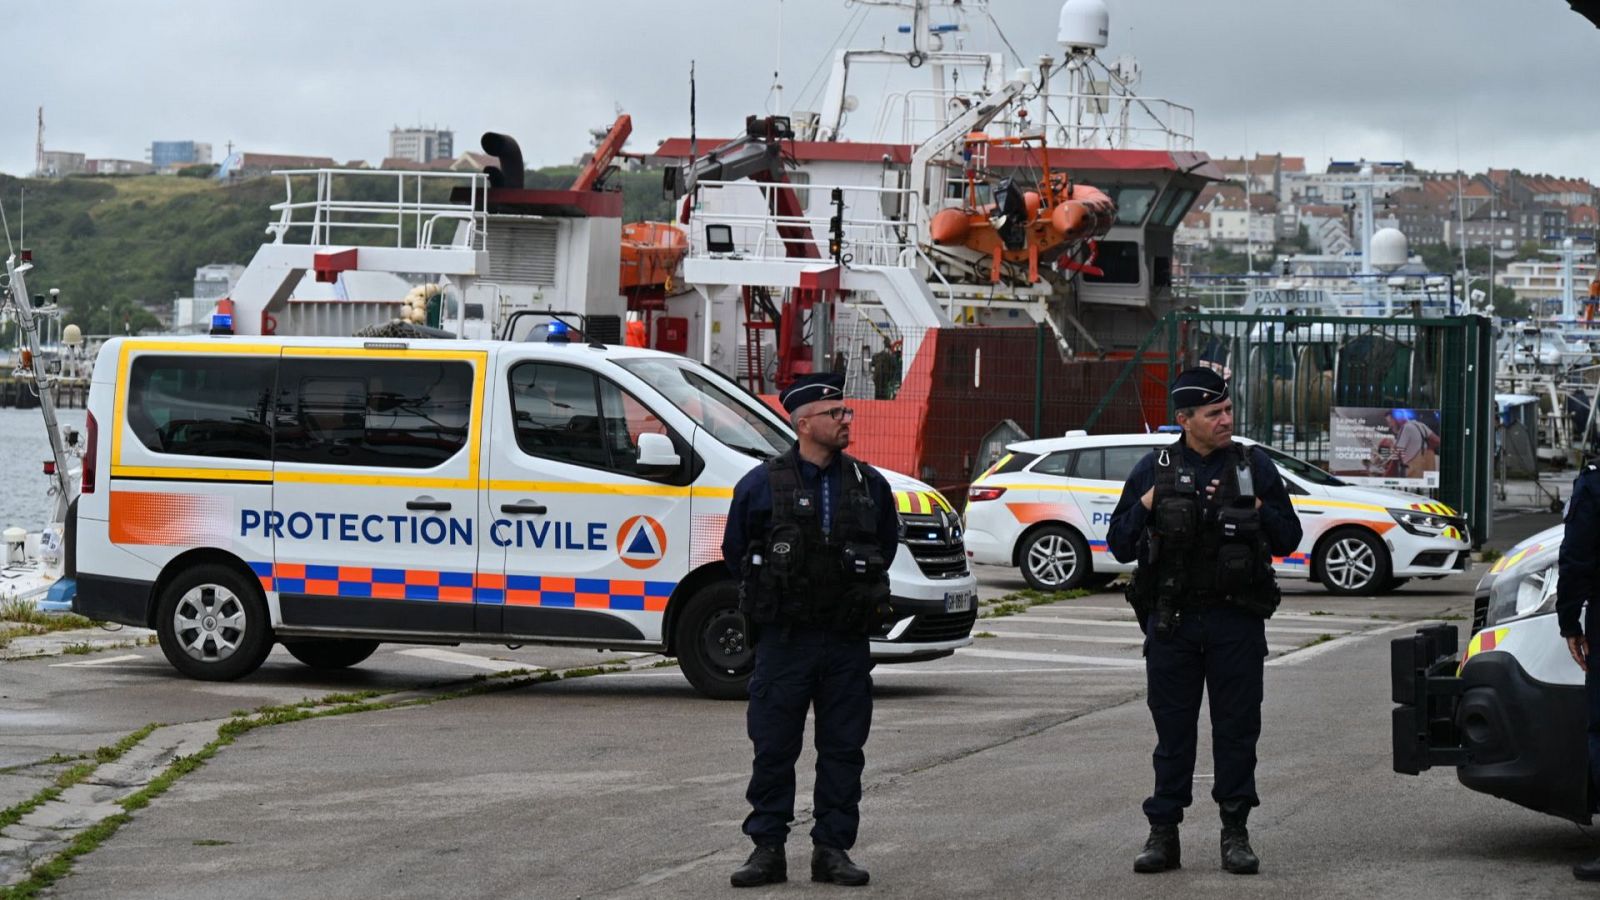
left=1152, top=188, right=1197, bottom=228
left=1083, top=240, right=1141, bottom=285
left=1106, top=185, right=1158, bottom=226
left=945, top=178, right=992, bottom=205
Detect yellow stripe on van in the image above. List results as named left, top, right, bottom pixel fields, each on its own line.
left=1291, top=497, right=1387, bottom=513
left=487, top=480, right=694, bottom=498
left=109, top=465, right=272, bottom=483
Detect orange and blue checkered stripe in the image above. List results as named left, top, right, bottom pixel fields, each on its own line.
left=1273, top=552, right=1311, bottom=567
left=250, top=562, right=673, bottom=611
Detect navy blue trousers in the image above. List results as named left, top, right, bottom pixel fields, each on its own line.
left=1143, top=606, right=1268, bottom=825
left=1587, top=641, right=1600, bottom=801
left=743, top=625, right=873, bottom=849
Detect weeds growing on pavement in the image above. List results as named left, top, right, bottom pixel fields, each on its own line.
left=981, top=587, right=1091, bottom=618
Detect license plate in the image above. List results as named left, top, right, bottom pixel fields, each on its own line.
left=944, top=589, right=975, bottom=613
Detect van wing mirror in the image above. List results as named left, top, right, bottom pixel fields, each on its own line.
left=636, top=432, right=681, bottom=467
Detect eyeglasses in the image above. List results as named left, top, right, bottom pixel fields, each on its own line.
left=803, top=406, right=855, bottom=422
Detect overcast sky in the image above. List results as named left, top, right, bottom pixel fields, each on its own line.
left=8, top=0, right=1599, bottom=183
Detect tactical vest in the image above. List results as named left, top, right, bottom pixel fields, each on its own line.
left=1130, top=439, right=1280, bottom=618
left=740, top=448, right=892, bottom=633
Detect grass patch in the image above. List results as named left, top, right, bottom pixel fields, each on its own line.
left=1305, top=634, right=1337, bottom=647
left=1479, top=547, right=1502, bottom=563
left=980, top=588, right=1091, bottom=619
left=1308, top=610, right=1333, bottom=616
left=60, top=642, right=94, bottom=656
left=974, top=632, right=996, bottom=639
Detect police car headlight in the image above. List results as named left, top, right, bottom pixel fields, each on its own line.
left=1482, top=541, right=1560, bottom=627
left=1388, top=508, right=1449, bottom=536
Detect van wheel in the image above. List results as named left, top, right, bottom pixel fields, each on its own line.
left=673, top=581, right=752, bottom=701
left=1019, top=526, right=1090, bottom=591
left=1315, top=529, right=1391, bottom=596
left=283, top=639, right=379, bottom=670
left=155, top=563, right=273, bottom=681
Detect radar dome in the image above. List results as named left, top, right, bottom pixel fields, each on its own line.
left=1370, top=227, right=1408, bottom=272
left=1058, top=0, right=1109, bottom=50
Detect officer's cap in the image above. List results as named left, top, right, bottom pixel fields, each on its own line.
left=1170, top=366, right=1230, bottom=410
left=780, top=372, right=846, bottom=414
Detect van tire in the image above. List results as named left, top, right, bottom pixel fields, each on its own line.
left=283, top=639, right=379, bottom=670
left=1019, top=525, right=1091, bottom=591
left=673, top=581, right=752, bottom=700
left=155, top=563, right=273, bottom=681
left=1315, top=528, right=1391, bottom=596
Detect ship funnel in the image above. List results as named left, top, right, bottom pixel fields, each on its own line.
left=480, top=132, right=525, bottom=189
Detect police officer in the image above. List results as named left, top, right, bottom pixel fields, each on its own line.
left=722, top=372, right=899, bottom=888
left=1557, top=463, right=1600, bottom=882
left=1106, top=367, right=1302, bottom=876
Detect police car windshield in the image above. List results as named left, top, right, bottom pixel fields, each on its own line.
left=615, top=358, right=794, bottom=458
left=1260, top=445, right=1345, bottom=486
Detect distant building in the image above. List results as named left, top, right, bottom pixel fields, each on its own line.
left=388, top=126, right=453, bottom=164
left=85, top=158, right=155, bottom=175
left=150, top=140, right=214, bottom=171
left=217, top=152, right=340, bottom=180
left=195, top=264, right=244, bottom=300
left=38, top=150, right=86, bottom=177
left=1496, top=258, right=1597, bottom=304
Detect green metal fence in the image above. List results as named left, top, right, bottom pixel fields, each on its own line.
left=1094, top=311, right=1495, bottom=545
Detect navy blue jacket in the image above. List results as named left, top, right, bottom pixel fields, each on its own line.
left=1107, top=439, right=1302, bottom=566
left=723, top=451, right=900, bottom=575
left=1557, top=464, right=1600, bottom=638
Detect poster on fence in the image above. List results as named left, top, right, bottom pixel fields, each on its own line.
left=1328, top=407, right=1442, bottom=488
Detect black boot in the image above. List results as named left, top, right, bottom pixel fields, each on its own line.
left=1133, top=824, right=1181, bottom=873
left=1575, top=856, right=1600, bottom=881
left=1219, top=801, right=1260, bottom=875
left=731, top=844, right=786, bottom=888
left=811, top=846, right=870, bottom=886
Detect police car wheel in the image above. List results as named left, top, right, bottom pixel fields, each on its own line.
left=1315, top=528, right=1391, bottom=596
left=673, top=581, right=753, bottom=701
left=283, top=639, right=379, bottom=670
left=1019, top=526, right=1090, bottom=591
left=155, top=563, right=273, bottom=681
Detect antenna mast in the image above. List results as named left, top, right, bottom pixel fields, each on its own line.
left=35, top=107, right=45, bottom=177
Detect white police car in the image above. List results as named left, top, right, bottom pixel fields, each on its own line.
left=962, top=431, right=1471, bottom=595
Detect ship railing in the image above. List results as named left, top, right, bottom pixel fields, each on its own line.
left=884, top=89, right=1195, bottom=151
left=685, top=180, right=922, bottom=269
left=266, top=168, right=488, bottom=252
left=1177, top=273, right=1461, bottom=318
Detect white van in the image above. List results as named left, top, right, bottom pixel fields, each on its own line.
left=70, top=336, right=976, bottom=699
left=1391, top=525, right=1588, bottom=822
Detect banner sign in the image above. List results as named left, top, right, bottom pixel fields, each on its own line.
left=1328, top=407, right=1441, bottom=488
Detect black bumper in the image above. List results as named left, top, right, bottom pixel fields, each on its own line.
left=1391, top=625, right=1590, bottom=823
left=73, top=572, right=154, bottom=628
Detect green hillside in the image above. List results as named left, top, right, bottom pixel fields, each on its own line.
left=0, top=167, right=676, bottom=336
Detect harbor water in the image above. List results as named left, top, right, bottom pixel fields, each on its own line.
left=0, top=407, right=85, bottom=530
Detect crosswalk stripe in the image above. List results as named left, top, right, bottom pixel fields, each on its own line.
left=956, top=648, right=1146, bottom=668
left=1057, top=605, right=1392, bottom=625
left=980, top=630, right=1297, bottom=653
left=393, top=648, right=539, bottom=673
left=50, top=653, right=146, bottom=668
left=988, top=615, right=1356, bottom=636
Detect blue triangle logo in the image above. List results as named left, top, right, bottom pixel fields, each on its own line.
left=626, top=525, right=657, bottom=555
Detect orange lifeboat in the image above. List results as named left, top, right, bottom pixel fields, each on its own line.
left=620, top=221, right=688, bottom=294
left=927, top=133, right=1116, bottom=284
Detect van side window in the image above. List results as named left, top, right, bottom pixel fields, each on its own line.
left=509, top=362, right=689, bottom=483
left=127, top=356, right=275, bottom=460
left=274, top=359, right=472, bottom=469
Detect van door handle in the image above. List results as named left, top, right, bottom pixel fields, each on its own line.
left=407, top=499, right=452, bottom=511
left=501, top=502, right=548, bottom=515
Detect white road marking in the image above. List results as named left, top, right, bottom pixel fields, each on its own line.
left=50, top=654, right=146, bottom=668
left=1060, top=605, right=1392, bottom=626
left=993, top=615, right=1352, bottom=636
left=392, top=648, right=540, bottom=673
left=981, top=629, right=1297, bottom=653
left=957, top=648, right=1146, bottom=668
left=1267, top=618, right=1436, bottom=667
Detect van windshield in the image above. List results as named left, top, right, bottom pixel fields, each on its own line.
left=616, top=358, right=795, bottom=459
